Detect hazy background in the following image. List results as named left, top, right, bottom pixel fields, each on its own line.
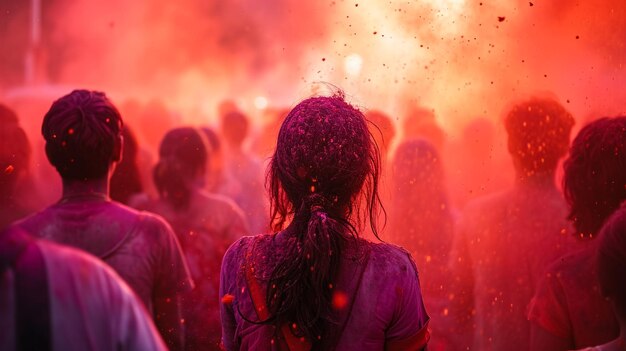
left=1, top=0, right=624, bottom=132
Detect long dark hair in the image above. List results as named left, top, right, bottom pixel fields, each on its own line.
left=264, top=94, right=382, bottom=345
left=153, top=127, right=209, bottom=210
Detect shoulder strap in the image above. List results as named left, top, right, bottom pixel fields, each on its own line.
left=0, top=228, right=51, bottom=351
left=243, top=237, right=312, bottom=351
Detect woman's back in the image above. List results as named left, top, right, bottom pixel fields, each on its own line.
left=220, top=234, right=429, bottom=350
left=220, top=94, right=430, bottom=350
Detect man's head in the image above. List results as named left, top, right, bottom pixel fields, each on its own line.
left=42, top=90, right=123, bottom=181
left=220, top=110, right=249, bottom=149
left=504, top=98, right=574, bottom=178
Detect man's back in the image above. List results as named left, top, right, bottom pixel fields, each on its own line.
left=0, top=234, right=166, bottom=351
left=450, top=183, right=579, bottom=350
left=14, top=197, right=192, bottom=312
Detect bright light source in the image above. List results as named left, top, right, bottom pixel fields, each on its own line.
left=254, top=96, right=268, bottom=110
left=344, top=54, right=363, bottom=77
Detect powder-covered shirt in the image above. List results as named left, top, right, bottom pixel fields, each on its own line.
left=448, top=183, right=581, bottom=350
left=135, top=190, right=249, bottom=349
left=13, top=198, right=192, bottom=313
left=528, top=243, right=619, bottom=349
left=0, top=239, right=166, bottom=351
left=220, top=234, right=430, bottom=351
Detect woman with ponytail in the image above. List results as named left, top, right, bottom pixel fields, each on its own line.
left=137, top=127, right=249, bottom=350
left=220, top=94, right=430, bottom=351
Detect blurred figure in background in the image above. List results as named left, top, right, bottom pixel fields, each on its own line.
left=0, top=105, right=32, bottom=229
left=12, top=90, right=192, bottom=350
left=576, top=206, right=626, bottom=351
left=253, top=107, right=289, bottom=159
left=365, top=109, right=396, bottom=164
left=219, top=108, right=269, bottom=234
left=528, top=116, right=626, bottom=350
left=110, top=126, right=143, bottom=205
left=448, top=98, right=576, bottom=350
left=402, top=105, right=445, bottom=151
left=447, top=117, right=512, bottom=208
left=136, top=127, right=249, bottom=350
left=201, top=126, right=232, bottom=195
left=0, top=226, right=167, bottom=351
left=388, top=138, right=455, bottom=351
left=364, top=109, right=396, bottom=240
left=134, top=99, right=178, bottom=199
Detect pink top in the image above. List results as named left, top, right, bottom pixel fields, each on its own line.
left=528, top=243, right=619, bottom=348
left=14, top=198, right=192, bottom=313
left=220, top=234, right=430, bottom=351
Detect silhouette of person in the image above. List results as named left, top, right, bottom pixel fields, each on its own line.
left=528, top=116, right=626, bottom=350
left=448, top=98, right=577, bottom=350
left=12, top=90, right=192, bottom=350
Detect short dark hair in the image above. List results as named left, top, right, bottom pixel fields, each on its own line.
left=505, top=98, right=574, bottom=176
left=563, top=116, right=626, bottom=236
left=41, top=90, right=123, bottom=180
left=154, top=127, right=209, bottom=210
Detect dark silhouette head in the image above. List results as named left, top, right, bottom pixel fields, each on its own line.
left=390, top=138, right=453, bottom=297
left=110, top=126, right=143, bottom=204
left=563, top=116, right=626, bottom=237
left=391, top=138, right=451, bottom=239
left=505, top=98, right=574, bottom=178
left=220, top=110, right=249, bottom=149
left=41, top=90, right=123, bottom=181
left=265, top=94, right=381, bottom=344
left=154, top=127, right=209, bottom=210
left=403, top=105, right=445, bottom=150
left=597, top=206, right=626, bottom=320
left=0, top=104, right=31, bottom=197
left=0, top=104, right=19, bottom=124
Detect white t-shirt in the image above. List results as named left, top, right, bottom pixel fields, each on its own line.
left=0, top=239, right=167, bottom=351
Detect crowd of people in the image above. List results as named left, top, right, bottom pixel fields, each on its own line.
left=0, top=88, right=625, bottom=351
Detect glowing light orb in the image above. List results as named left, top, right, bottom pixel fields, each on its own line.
left=344, top=54, right=363, bottom=77
left=254, top=96, right=268, bottom=110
